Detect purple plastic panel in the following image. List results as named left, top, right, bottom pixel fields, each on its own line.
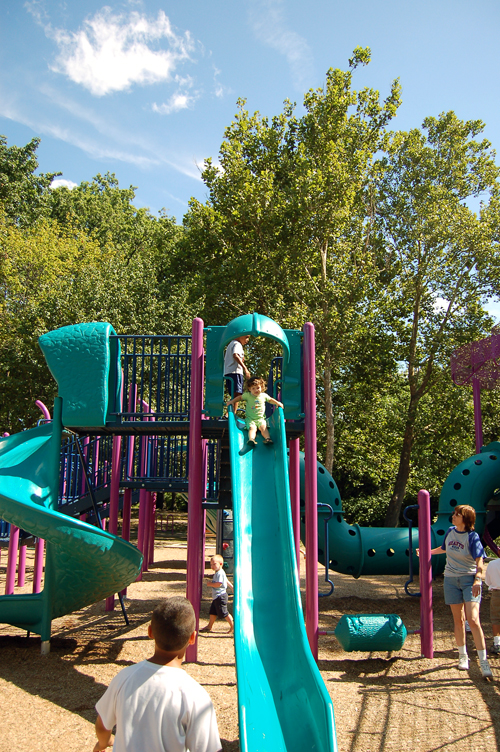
left=451, top=333, right=500, bottom=389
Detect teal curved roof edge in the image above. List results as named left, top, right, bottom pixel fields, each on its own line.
left=39, top=321, right=121, bottom=428
left=220, top=313, right=290, bottom=363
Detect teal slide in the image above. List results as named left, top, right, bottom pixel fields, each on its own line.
left=306, top=442, right=500, bottom=579
left=228, top=407, right=337, bottom=752
left=0, top=417, right=143, bottom=642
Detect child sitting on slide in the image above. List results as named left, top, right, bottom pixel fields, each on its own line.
left=227, top=376, right=283, bottom=447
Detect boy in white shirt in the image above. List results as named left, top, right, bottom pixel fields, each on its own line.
left=93, top=597, right=221, bottom=752
left=200, top=554, right=234, bottom=634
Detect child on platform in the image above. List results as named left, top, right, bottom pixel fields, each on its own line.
left=227, top=376, right=284, bottom=447
left=93, top=597, right=222, bottom=752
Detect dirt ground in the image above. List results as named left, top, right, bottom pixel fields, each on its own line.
left=1, top=516, right=500, bottom=752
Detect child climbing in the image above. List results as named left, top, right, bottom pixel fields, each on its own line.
left=227, top=376, right=283, bottom=447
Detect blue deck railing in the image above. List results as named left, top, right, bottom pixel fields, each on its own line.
left=112, top=334, right=192, bottom=423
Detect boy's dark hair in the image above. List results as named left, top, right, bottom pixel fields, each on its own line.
left=245, top=376, right=266, bottom=390
left=151, top=597, right=195, bottom=651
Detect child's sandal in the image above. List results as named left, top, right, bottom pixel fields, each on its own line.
left=264, top=438, right=273, bottom=445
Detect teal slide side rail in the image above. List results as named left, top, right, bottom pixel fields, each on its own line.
left=205, top=314, right=303, bottom=419
left=229, top=408, right=337, bottom=752
left=303, top=446, right=500, bottom=579
left=0, top=424, right=142, bottom=638
left=38, top=322, right=122, bottom=429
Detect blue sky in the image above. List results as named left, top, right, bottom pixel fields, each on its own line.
left=1, top=1, right=499, bottom=233
left=2, top=0, right=499, bottom=220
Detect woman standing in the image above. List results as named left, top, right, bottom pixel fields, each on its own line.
left=419, top=504, right=492, bottom=678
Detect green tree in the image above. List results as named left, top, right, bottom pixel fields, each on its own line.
left=376, top=112, right=500, bottom=525
left=0, top=135, right=60, bottom=226
left=0, top=212, right=103, bottom=429
left=0, top=200, right=191, bottom=431
left=179, top=49, right=401, bottom=472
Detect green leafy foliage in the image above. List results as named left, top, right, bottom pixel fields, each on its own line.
left=0, top=136, right=60, bottom=227
left=376, top=112, right=500, bottom=524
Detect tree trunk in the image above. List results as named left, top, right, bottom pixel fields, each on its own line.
left=384, top=394, right=419, bottom=527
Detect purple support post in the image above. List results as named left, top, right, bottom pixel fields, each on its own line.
left=121, top=384, right=137, bottom=596
left=148, top=492, right=157, bottom=566
left=35, top=400, right=51, bottom=420
left=105, top=432, right=123, bottom=611
left=201, top=436, right=209, bottom=578
left=418, top=489, right=434, bottom=659
left=5, top=525, right=20, bottom=595
left=472, top=378, right=483, bottom=454
left=289, top=437, right=301, bottom=573
left=303, top=322, right=319, bottom=660
left=80, top=436, right=90, bottom=497
left=136, top=488, right=147, bottom=581
left=93, top=436, right=100, bottom=488
left=120, top=489, right=132, bottom=599
left=33, top=537, right=45, bottom=593
left=144, top=415, right=157, bottom=571
left=186, top=317, right=205, bottom=663
left=17, top=543, right=27, bottom=587
left=122, top=490, right=132, bottom=543
left=137, top=400, right=153, bottom=575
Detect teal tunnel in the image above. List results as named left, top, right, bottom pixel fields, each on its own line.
left=300, top=441, right=500, bottom=579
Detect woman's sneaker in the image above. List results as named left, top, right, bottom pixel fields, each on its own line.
left=480, top=659, right=493, bottom=679
left=458, top=654, right=469, bottom=670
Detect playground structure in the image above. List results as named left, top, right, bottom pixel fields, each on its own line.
left=0, top=315, right=337, bottom=752
left=2, top=318, right=500, bottom=750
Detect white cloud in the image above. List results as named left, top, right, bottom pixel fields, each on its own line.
left=212, top=66, right=230, bottom=99
left=248, top=0, right=314, bottom=91
left=152, top=74, right=198, bottom=114
left=51, top=178, right=78, bottom=189
left=45, top=8, right=194, bottom=96
left=152, top=94, right=192, bottom=115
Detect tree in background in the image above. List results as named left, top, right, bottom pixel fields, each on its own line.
left=376, top=112, right=500, bottom=525
left=49, top=172, right=193, bottom=334
left=178, top=48, right=401, bottom=472
left=0, top=136, right=59, bottom=227
left=0, top=146, right=193, bottom=430
left=0, top=211, right=103, bottom=429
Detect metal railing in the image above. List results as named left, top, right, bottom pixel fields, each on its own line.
left=114, top=335, right=192, bottom=422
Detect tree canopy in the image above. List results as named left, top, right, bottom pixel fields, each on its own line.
left=2, top=49, right=500, bottom=526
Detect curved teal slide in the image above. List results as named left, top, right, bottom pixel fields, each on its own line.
left=304, top=441, right=500, bottom=579
left=0, top=419, right=143, bottom=642
left=229, top=408, right=337, bottom=752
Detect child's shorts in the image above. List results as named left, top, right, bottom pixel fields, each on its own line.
left=245, top=418, right=267, bottom=431
left=490, top=590, right=500, bottom=623
left=210, top=592, right=229, bottom=618
left=225, top=373, right=244, bottom=397
left=443, top=574, right=481, bottom=605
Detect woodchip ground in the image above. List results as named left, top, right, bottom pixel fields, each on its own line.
left=1, top=515, right=499, bottom=751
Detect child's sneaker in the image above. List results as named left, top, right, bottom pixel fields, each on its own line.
left=491, top=644, right=500, bottom=656
left=480, top=659, right=493, bottom=679
left=458, top=654, right=469, bottom=670
left=247, top=439, right=257, bottom=447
